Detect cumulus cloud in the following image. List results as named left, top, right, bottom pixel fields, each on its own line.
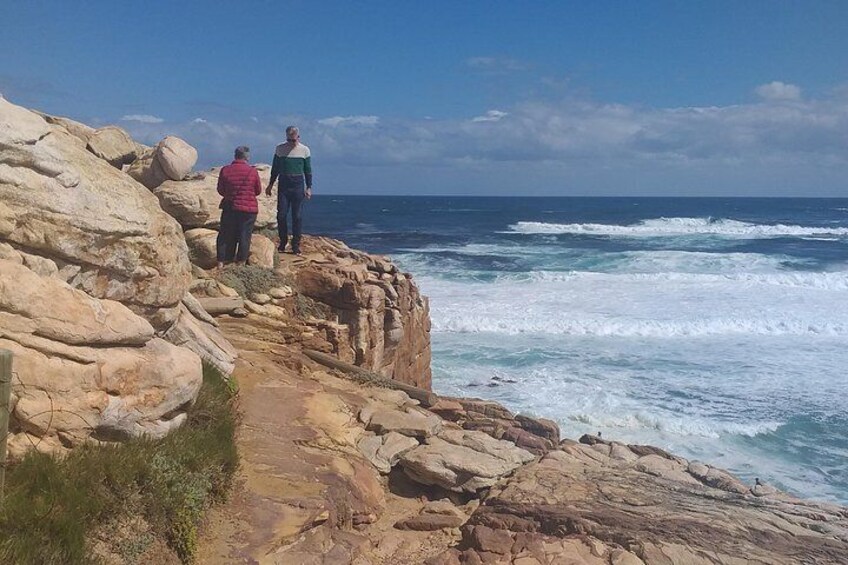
left=755, top=81, right=802, bottom=101
left=117, top=84, right=848, bottom=194
left=471, top=110, right=509, bottom=123
left=192, top=117, right=207, bottom=124
left=317, top=115, right=380, bottom=127
left=121, top=113, right=164, bottom=124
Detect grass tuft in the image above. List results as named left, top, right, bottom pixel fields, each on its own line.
left=0, top=362, right=238, bottom=564
left=215, top=264, right=290, bottom=297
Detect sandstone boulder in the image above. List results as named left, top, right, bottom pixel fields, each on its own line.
left=86, top=125, right=138, bottom=168
left=0, top=261, right=203, bottom=454
left=185, top=228, right=219, bottom=269
left=362, top=406, right=442, bottom=439
left=0, top=98, right=191, bottom=329
left=399, top=430, right=534, bottom=492
left=247, top=233, right=275, bottom=269
left=162, top=303, right=237, bottom=374
left=40, top=113, right=95, bottom=145
left=127, top=135, right=197, bottom=189
left=0, top=260, right=153, bottom=346
left=156, top=136, right=197, bottom=181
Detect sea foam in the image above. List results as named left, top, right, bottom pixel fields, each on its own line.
left=508, top=217, right=848, bottom=238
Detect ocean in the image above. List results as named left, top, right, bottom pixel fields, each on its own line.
left=307, top=196, right=848, bottom=504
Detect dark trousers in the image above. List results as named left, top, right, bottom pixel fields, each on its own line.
left=217, top=207, right=257, bottom=263
left=277, top=189, right=305, bottom=251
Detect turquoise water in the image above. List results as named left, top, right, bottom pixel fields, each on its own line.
left=309, top=197, right=848, bottom=503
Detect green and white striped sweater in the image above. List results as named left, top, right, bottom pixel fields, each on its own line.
left=270, top=142, right=312, bottom=191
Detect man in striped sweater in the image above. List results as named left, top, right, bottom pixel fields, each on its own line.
left=266, top=126, right=312, bottom=255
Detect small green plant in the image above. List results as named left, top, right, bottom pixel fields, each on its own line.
left=215, top=264, right=290, bottom=297
left=0, top=362, right=238, bottom=564
left=294, top=293, right=330, bottom=320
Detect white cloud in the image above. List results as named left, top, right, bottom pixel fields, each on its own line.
left=755, top=81, right=802, bottom=101
left=471, top=110, right=509, bottom=123
left=317, top=115, right=380, bottom=127
left=121, top=114, right=164, bottom=124
left=466, top=56, right=528, bottom=72
left=192, top=117, right=207, bottom=124
left=117, top=84, right=848, bottom=195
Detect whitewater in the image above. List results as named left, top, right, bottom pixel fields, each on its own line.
left=310, top=197, right=848, bottom=504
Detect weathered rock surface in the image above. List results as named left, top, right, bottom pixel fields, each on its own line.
left=400, top=430, right=534, bottom=493
left=162, top=303, right=237, bottom=374
left=292, top=236, right=432, bottom=389
left=361, top=404, right=443, bottom=439
left=85, top=125, right=139, bottom=168
left=127, top=135, right=197, bottom=188
left=0, top=98, right=192, bottom=329
left=357, top=431, right=419, bottom=474
left=396, top=500, right=469, bottom=531
left=434, top=441, right=848, bottom=564
left=0, top=260, right=202, bottom=454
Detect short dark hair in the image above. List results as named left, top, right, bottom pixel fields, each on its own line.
left=234, top=145, right=250, bottom=159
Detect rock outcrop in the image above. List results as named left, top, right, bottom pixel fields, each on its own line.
left=293, top=236, right=432, bottom=389
left=0, top=98, right=229, bottom=455
left=428, top=436, right=848, bottom=564
left=0, top=260, right=202, bottom=455
left=0, top=98, right=192, bottom=329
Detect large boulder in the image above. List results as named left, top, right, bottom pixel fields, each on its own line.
left=0, top=97, right=192, bottom=330
left=0, top=260, right=202, bottom=455
left=399, top=429, right=534, bottom=492
left=127, top=135, right=198, bottom=189
left=86, top=125, right=139, bottom=168
left=157, top=136, right=197, bottom=181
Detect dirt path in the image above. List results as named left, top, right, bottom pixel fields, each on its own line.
left=196, top=318, right=455, bottom=564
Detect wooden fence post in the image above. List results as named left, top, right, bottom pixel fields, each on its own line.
left=0, top=349, right=12, bottom=499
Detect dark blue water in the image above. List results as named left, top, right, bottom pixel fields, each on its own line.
left=307, top=196, right=848, bottom=503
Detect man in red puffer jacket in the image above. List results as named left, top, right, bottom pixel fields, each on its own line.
left=216, top=146, right=262, bottom=267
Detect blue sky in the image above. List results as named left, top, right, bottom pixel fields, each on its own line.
left=2, top=1, right=847, bottom=196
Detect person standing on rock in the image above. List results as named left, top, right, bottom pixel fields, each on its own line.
left=266, top=126, right=312, bottom=255
left=216, top=146, right=262, bottom=268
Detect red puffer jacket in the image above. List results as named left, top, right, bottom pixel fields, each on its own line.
left=217, top=159, right=262, bottom=213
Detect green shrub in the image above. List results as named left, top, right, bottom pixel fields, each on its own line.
left=215, top=264, right=290, bottom=297
left=0, top=362, right=238, bottom=564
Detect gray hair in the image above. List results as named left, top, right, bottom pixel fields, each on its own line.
left=286, top=126, right=299, bottom=140
left=234, top=145, right=250, bottom=159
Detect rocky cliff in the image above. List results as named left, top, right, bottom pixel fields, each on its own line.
left=2, top=97, right=846, bottom=563
left=0, top=97, right=431, bottom=456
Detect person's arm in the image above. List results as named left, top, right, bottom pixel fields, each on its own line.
left=304, top=149, right=313, bottom=199
left=266, top=152, right=280, bottom=196
left=253, top=168, right=262, bottom=196
left=217, top=168, right=227, bottom=197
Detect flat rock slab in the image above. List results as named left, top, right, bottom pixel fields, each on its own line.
left=358, top=431, right=419, bottom=474
left=400, top=430, right=534, bottom=493
left=444, top=448, right=848, bottom=564
left=364, top=407, right=443, bottom=439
